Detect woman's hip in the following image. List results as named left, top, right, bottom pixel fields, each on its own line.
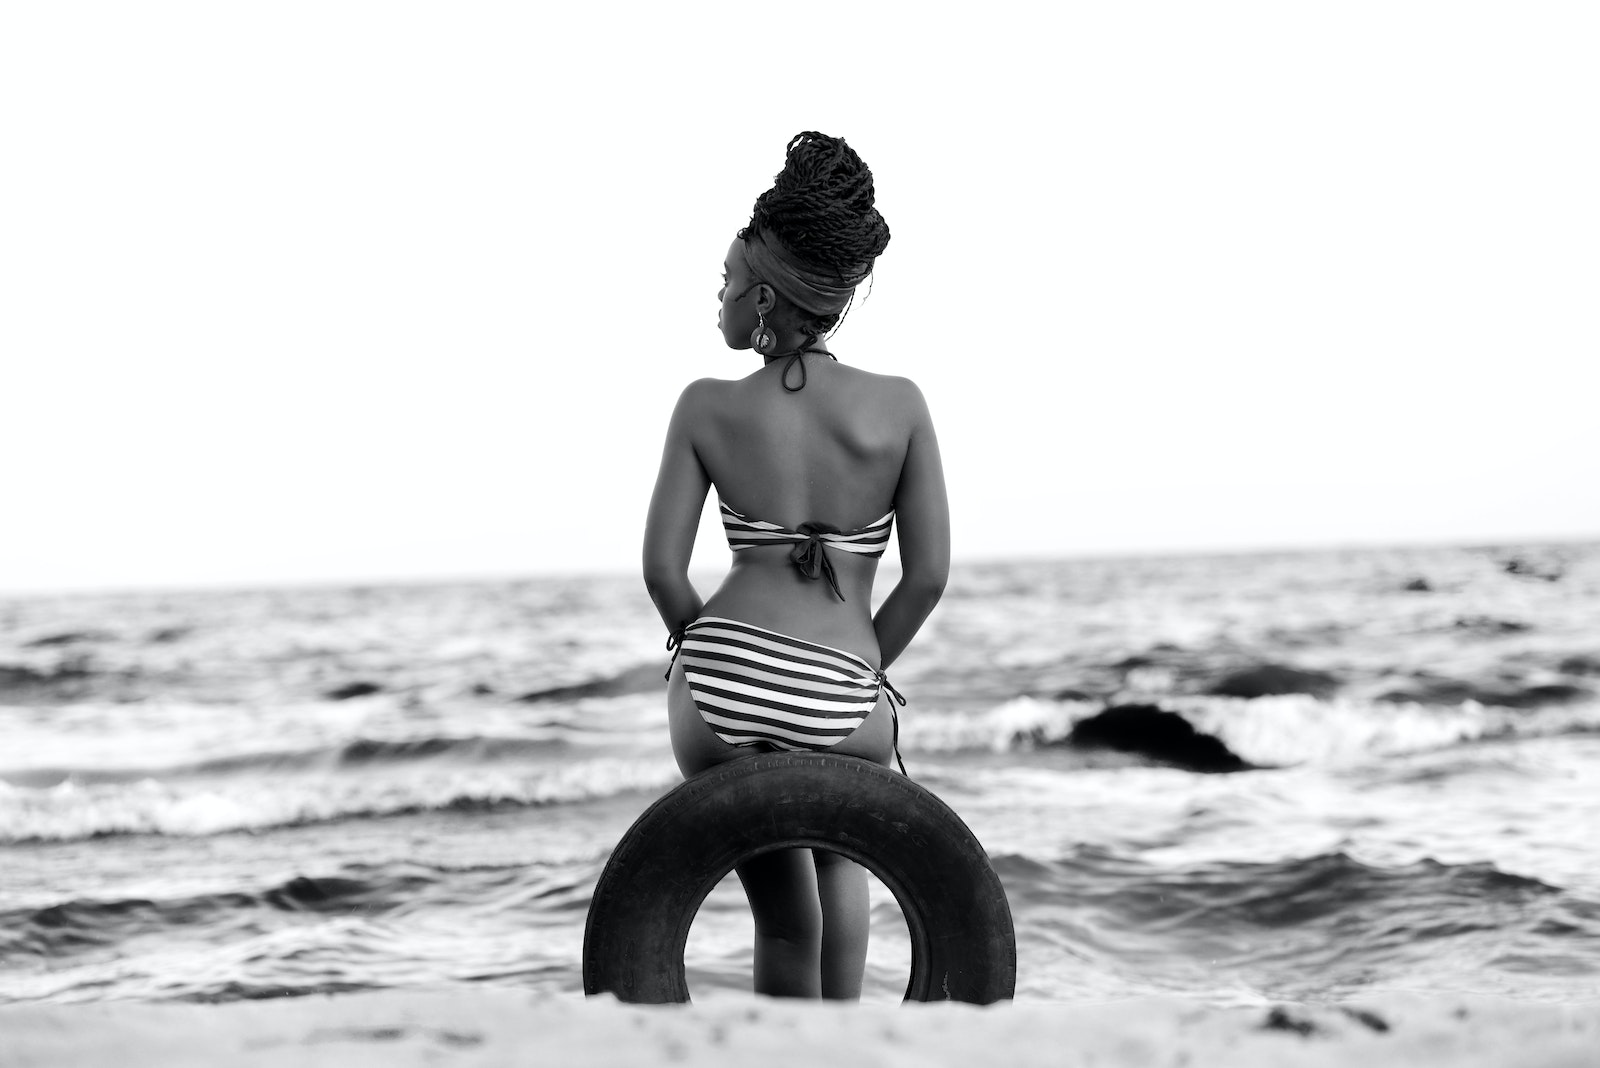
left=666, top=657, right=895, bottom=778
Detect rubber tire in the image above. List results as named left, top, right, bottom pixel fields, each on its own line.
left=582, top=752, right=1016, bottom=1003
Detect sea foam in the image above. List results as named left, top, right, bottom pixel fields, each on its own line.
left=0, top=757, right=681, bottom=843
left=908, top=693, right=1600, bottom=767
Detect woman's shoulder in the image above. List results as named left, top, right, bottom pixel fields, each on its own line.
left=662, top=378, right=734, bottom=443
left=828, top=362, right=925, bottom=398
left=834, top=365, right=932, bottom=422
left=673, top=365, right=930, bottom=423
left=671, top=376, right=736, bottom=410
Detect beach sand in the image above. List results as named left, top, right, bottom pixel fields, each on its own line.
left=3, top=990, right=1596, bottom=1067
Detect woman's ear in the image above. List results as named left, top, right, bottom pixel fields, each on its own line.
left=755, top=283, right=777, bottom=315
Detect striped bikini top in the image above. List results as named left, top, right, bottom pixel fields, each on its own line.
left=720, top=500, right=894, bottom=602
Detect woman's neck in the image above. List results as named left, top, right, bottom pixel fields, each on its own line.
left=759, top=324, right=831, bottom=364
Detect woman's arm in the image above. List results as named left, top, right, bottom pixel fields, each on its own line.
left=642, top=382, right=713, bottom=633
left=874, top=382, right=950, bottom=670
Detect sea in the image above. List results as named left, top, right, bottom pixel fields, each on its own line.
left=3, top=541, right=1599, bottom=1007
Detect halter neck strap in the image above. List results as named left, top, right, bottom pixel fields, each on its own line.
left=777, top=347, right=837, bottom=392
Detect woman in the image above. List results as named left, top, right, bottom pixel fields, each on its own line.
left=642, top=132, right=949, bottom=1000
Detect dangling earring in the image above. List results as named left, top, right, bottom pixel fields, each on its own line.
left=750, top=309, right=777, bottom=355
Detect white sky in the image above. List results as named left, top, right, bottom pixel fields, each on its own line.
left=3, top=2, right=1596, bottom=594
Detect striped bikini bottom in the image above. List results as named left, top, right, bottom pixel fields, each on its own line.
left=669, top=616, right=906, bottom=773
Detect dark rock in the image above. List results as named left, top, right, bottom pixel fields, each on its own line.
left=1050, top=687, right=1097, bottom=702
left=1402, top=577, right=1432, bottom=592
left=1261, top=1006, right=1321, bottom=1037
left=517, top=663, right=665, bottom=703
left=1502, top=556, right=1563, bottom=582
left=470, top=682, right=497, bottom=695
left=1338, top=1007, right=1391, bottom=1033
left=148, top=626, right=191, bottom=643
left=325, top=681, right=383, bottom=700
left=1207, top=664, right=1341, bottom=699
left=1064, top=703, right=1255, bottom=773
left=1559, top=654, right=1600, bottom=676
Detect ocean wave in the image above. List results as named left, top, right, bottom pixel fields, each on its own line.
left=988, top=847, right=1574, bottom=927
left=515, top=664, right=665, bottom=703
left=1372, top=675, right=1593, bottom=709
left=908, top=694, right=1600, bottom=767
left=21, top=630, right=117, bottom=649
left=1175, top=695, right=1600, bottom=766
left=969, top=848, right=1600, bottom=996
left=0, top=658, right=100, bottom=702
left=0, top=861, right=604, bottom=964
left=988, top=645, right=1598, bottom=713
left=0, top=757, right=680, bottom=844
left=910, top=697, right=1090, bottom=753
left=2, top=735, right=574, bottom=788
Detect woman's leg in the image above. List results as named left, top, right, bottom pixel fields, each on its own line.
left=813, top=849, right=870, bottom=999
left=736, top=849, right=824, bottom=997
left=813, top=690, right=895, bottom=999
left=668, top=663, right=825, bottom=996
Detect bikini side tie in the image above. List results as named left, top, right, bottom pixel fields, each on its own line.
left=876, top=671, right=908, bottom=776
left=663, top=626, right=687, bottom=680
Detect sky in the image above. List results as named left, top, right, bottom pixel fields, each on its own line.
left=2, top=2, right=1596, bottom=594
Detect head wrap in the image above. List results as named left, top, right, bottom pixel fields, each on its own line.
left=741, top=230, right=870, bottom=318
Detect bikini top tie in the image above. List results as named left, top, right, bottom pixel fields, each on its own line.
left=720, top=501, right=894, bottom=601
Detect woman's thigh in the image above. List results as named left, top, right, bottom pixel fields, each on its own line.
left=825, top=691, right=894, bottom=767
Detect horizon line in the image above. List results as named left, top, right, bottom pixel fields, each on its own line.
left=3, top=531, right=1594, bottom=601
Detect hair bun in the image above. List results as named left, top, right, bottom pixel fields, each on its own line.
left=749, top=131, right=890, bottom=276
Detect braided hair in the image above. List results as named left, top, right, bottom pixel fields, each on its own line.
left=739, top=131, right=890, bottom=339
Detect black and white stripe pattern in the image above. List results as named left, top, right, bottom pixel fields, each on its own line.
left=720, top=501, right=893, bottom=556
left=679, top=616, right=885, bottom=751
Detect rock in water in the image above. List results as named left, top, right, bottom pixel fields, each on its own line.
left=325, top=681, right=383, bottom=700
left=1066, top=703, right=1255, bottom=773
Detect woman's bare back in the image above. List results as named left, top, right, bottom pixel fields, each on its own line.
left=645, top=350, right=947, bottom=665
left=672, top=356, right=919, bottom=656
left=692, top=357, right=914, bottom=530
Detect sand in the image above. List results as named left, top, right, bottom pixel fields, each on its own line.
left=3, top=990, right=1597, bottom=1067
